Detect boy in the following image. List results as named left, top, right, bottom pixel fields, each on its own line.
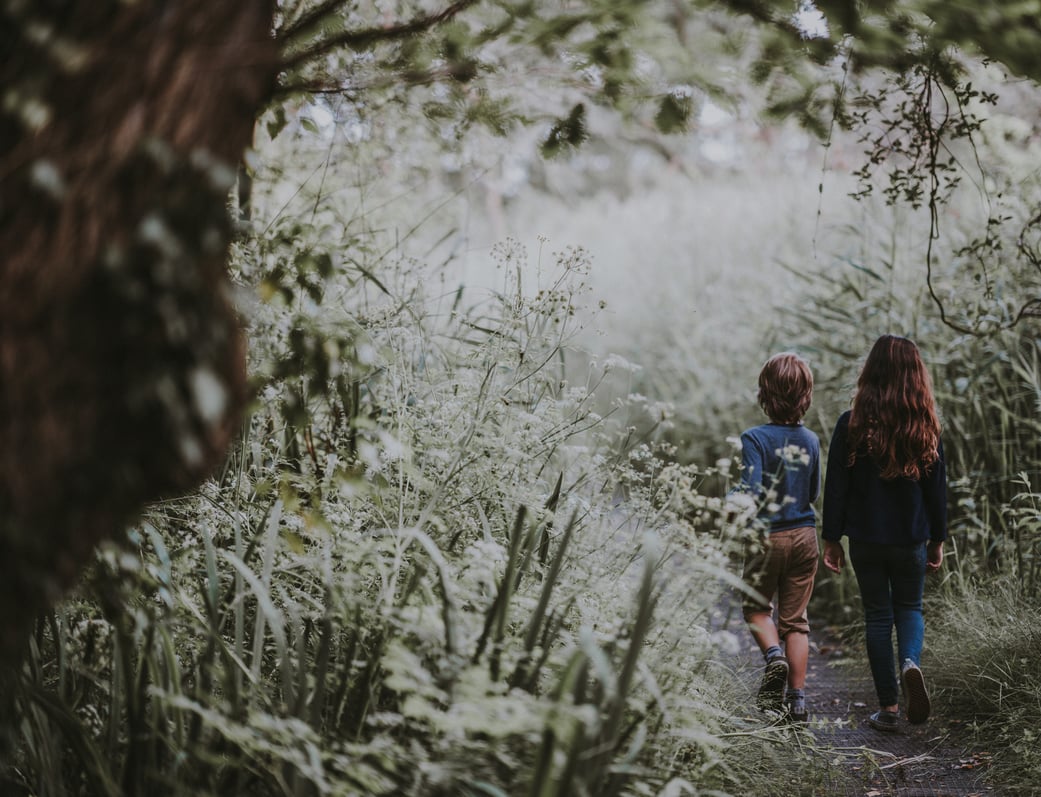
left=734, top=352, right=820, bottom=721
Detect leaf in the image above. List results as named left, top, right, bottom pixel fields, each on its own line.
left=655, top=93, right=692, bottom=134
left=266, top=106, right=288, bottom=140
left=540, top=103, right=587, bottom=158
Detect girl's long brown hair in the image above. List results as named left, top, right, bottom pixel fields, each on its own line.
left=848, top=335, right=940, bottom=480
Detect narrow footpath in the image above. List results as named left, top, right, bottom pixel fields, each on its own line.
left=717, top=603, right=998, bottom=796
left=801, top=630, right=994, bottom=797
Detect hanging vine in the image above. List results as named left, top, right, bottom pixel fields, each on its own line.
left=842, top=50, right=1041, bottom=334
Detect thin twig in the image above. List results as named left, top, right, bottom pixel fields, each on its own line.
left=279, top=0, right=348, bottom=42
left=275, top=63, right=472, bottom=100
left=924, top=68, right=977, bottom=335
left=280, top=0, right=479, bottom=72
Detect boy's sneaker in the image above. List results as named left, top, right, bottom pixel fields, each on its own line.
left=756, top=656, right=788, bottom=712
left=902, top=660, right=931, bottom=724
left=786, top=697, right=808, bottom=723
left=867, top=709, right=900, bottom=732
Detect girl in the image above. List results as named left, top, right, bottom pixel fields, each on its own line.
left=821, top=335, right=946, bottom=732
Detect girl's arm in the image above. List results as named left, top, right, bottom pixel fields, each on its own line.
left=923, top=438, right=947, bottom=574
left=821, top=415, right=849, bottom=543
left=823, top=539, right=846, bottom=573
left=926, top=540, right=944, bottom=574
left=921, top=438, right=948, bottom=542
left=808, top=435, right=822, bottom=505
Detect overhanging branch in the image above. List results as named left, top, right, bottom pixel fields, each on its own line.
left=273, top=63, right=471, bottom=100
left=279, top=0, right=350, bottom=43
left=280, top=0, right=480, bottom=72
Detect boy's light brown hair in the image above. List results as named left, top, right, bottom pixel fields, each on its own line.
left=757, top=353, right=813, bottom=424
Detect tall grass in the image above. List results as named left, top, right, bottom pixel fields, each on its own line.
left=1, top=222, right=800, bottom=796
left=927, top=577, right=1041, bottom=794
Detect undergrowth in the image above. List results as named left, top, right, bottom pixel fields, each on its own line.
left=929, top=577, right=1041, bottom=795
left=1, top=226, right=805, bottom=796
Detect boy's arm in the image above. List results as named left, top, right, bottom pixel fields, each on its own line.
left=725, top=431, right=763, bottom=525
left=738, top=432, right=764, bottom=496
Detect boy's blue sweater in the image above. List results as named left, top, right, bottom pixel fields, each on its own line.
left=738, top=422, right=821, bottom=533
left=822, top=411, right=947, bottom=545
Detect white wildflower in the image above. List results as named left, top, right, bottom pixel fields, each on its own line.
left=601, top=353, right=641, bottom=373
left=777, top=444, right=811, bottom=466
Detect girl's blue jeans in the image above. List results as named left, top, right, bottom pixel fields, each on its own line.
left=848, top=539, right=927, bottom=707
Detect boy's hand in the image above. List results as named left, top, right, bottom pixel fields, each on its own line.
left=926, top=540, right=944, bottom=574
left=823, top=540, right=845, bottom=573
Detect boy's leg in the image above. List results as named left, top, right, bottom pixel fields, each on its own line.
left=774, top=526, right=818, bottom=690
left=775, top=526, right=817, bottom=720
left=742, top=537, right=788, bottom=711
left=741, top=539, right=781, bottom=656
left=783, top=633, right=809, bottom=721
left=746, top=610, right=789, bottom=711
left=784, top=631, right=809, bottom=689
left=745, top=611, right=780, bottom=654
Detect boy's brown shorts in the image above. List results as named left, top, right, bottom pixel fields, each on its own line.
left=741, top=525, right=819, bottom=638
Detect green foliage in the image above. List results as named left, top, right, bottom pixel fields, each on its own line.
left=540, top=104, right=589, bottom=158
left=266, top=0, right=793, bottom=180
left=549, top=167, right=844, bottom=470
left=654, top=93, right=692, bottom=134
left=775, top=216, right=1041, bottom=593
left=2, top=218, right=789, bottom=795
left=11, top=1, right=1041, bottom=793
left=271, top=0, right=1041, bottom=138
left=929, top=578, right=1041, bottom=793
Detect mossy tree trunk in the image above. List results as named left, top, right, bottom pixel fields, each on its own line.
left=0, top=0, right=278, bottom=665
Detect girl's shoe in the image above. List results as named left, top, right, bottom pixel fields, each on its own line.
left=901, top=660, right=931, bottom=724
left=867, top=709, right=900, bottom=732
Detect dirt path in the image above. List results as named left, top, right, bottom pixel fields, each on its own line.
left=716, top=603, right=998, bottom=796
left=802, top=631, right=994, bottom=797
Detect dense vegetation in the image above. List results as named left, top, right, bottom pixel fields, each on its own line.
left=4, top=213, right=811, bottom=795
left=5, top=1, right=1041, bottom=795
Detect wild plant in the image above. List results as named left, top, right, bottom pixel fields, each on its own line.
left=2, top=224, right=786, bottom=796
left=927, top=576, right=1041, bottom=793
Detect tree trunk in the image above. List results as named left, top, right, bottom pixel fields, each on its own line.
left=0, top=0, right=278, bottom=664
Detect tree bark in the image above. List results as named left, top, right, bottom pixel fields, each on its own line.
left=0, top=0, right=278, bottom=664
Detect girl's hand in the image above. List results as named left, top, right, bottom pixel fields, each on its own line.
left=823, top=540, right=846, bottom=573
left=926, top=540, right=944, bottom=574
